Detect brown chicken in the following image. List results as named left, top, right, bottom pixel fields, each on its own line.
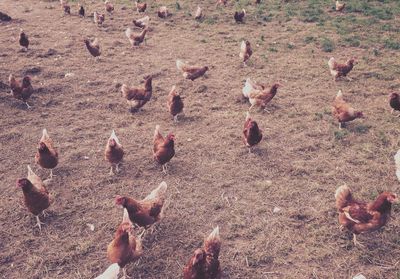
left=60, top=0, right=71, bottom=14
left=135, top=1, right=147, bottom=13
left=78, top=4, right=85, bottom=17
left=107, top=208, right=142, bottom=279
left=167, top=85, right=184, bottom=122
left=121, top=75, right=152, bottom=112
left=9, top=74, right=34, bottom=108
left=194, top=6, right=203, bottom=20
left=125, top=27, right=147, bottom=47
left=153, top=125, right=175, bottom=173
left=389, top=93, right=400, bottom=115
left=248, top=83, right=280, bottom=111
left=183, top=226, right=222, bottom=279
left=328, top=57, right=356, bottom=81
left=332, top=90, right=363, bottom=129
left=94, top=11, right=105, bottom=26
left=335, top=185, right=398, bottom=246
left=17, top=165, right=51, bottom=231
left=132, top=16, right=150, bottom=29
left=105, top=130, right=124, bottom=175
left=35, top=129, right=59, bottom=179
left=115, top=181, right=168, bottom=230
left=336, top=0, right=345, bottom=12
left=243, top=112, right=262, bottom=153
left=84, top=38, right=101, bottom=57
left=19, top=29, right=29, bottom=51
left=239, top=40, right=252, bottom=66
left=234, top=9, right=246, bottom=23
left=104, top=0, right=114, bottom=14
left=158, top=6, right=170, bottom=18
left=176, top=60, right=209, bottom=81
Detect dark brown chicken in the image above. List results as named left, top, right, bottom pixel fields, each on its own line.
left=115, top=181, right=168, bottom=229
left=158, top=6, right=170, bottom=18
left=17, top=166, right=51, bottom=231
left=335, top=185, right=398, bottom=246
left=94, top=11, right=105, bottom=25
left=132, top=16, right=150, bottom=29
left=84, top=38, right=101, bottom=57
left=9, top=74, right=34, bottom=108
left=153, top=125, right=175, bottom=173
left=121, top=75, right=152, bottom=112
left=135, top=1, right=147, bottom=12
left=389, top=93, right=400, bottom=115
left=107, top=209, right=142, bottom=279
left=332, top=90, right=364, bottom=129
left=105, top=0, right=114, bottom=14
left=167, top=85, right=184, bottom=122
left=234, top=9, right=246, bottom=23
left=328, top=57, right=356, bottom=81
left=19, top=29, right=29, bottom=51
left=336, top=1, right=345, bottom=12
left=248, top=83, right=280, bottom=111
left=183, top=227, right=222, bottom=279
left=105, top=130, right=124, bottom=175
left=243, top=112, right=262, bottom=153
left=60, top=0, right=70, bottom=14
left=78, top=4, right=85, bottom=17
left=239, top=40, right=252, bottom=65
left=176, top=60, right=209, bottom=81
left=125, top=27, right=147, bottom=47
left=35, top=129, right=59, bottom=179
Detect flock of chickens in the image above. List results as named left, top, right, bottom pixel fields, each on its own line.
left=6, top=0, right=399, bottom=278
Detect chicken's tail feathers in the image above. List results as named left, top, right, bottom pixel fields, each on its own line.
left=27, top=165, right=35, bottom=177
left=125, top=27, right=132, bottom=39
left=328, top=57, right=335, bottom=69
left=94, top=263, right=120, bottom=279
left=109, top=130, right=121, bottom=145
left=335, top=184, right=352, bottom=210
left=245, top=111, right=251, bottom=121
left=243, top=9, right=246, bottom=14
left=144, top=181, right=168, bottom=201
left=41, top=129, right=49, bottom=142
left=122, top=208, right=131, bottom=224
left=335, top=90, right=343, bottom=101
left=169, top=85, right=178, bottom=96
left=154, top=124, right=161, bottom=137
left=176, top=59, right=186, bottom=72
left=242, top=78, right=254, bottom=98
left=394, top=149, right=400, bottom=182
left=8, top=73, right=15, bottom=83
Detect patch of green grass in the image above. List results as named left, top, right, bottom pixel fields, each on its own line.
left=175, top=2, right=181, bottom=10
left=268, top=47, right=278, bottom=52
left=384, top=39, right=400, bottom=50
left=287, top=42, right=295, bottom=49
left=314, top=112, right=323, bottom=121
left=343, top=36, right=361, bottom=47
left=204, top=16, right=218, bottom=25
left=200, top=39, right=207, bottom=43
left=301, top=2, right=325, bottom=23
left=354, top=124, right=371, bottom=134
left=304, top=36, right=316, bottom=44
left=321, top=37, right=335, bottom=52
left=334, top=130, right=348, bottom=140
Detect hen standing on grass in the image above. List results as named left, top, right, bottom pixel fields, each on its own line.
left=167, top=85, right=184, bottom=122
left=105, top=130, right=124, bottom=175
left=389, top=93, right=400, bottom=115
left=239, top=40, right=252, bottom=66
left=60, top=0, right=70, bottom=14
left=121, top=75, right=152, bottom=112
left=17, top=166, right=51, bottom=231
left=84, top=38, right=101, bottom=58
left=248, top=83, right=280, bottom=111
left=78, top=4, right=85, bottom=17
left=243, top=112, right=263, bottom=153
left=234, top=9, right=246, bottom=23
left=336, top=0, right=345, bottom=12
left=335, top=185, right=398, bottom=246
left=183, top=226, right=222, bottom=279
left=328, top=57, right=356, bottom=81
left=94, top=11, right=105, bottom=26
left=176, top=59, right=209, bottom=81
left=9, top=74, right=34, bottom=108
left=332, top=90, right=364, bottom=129
left=132, top=15, right=150, bottom=29
left=153, top=125, right=175, bottom=173
left=35, top=129, right=59, bottom=179
left=104, top=0, right=114, bottom=15
left=125, top=27, right=148, bottom=47
left=135, top=1, right=147, bottom=13
left=19, top=29, right=29, bottom=51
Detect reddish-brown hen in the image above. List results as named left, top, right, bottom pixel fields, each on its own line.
left=105, top=130, right=124, bottom=175
left=167, top=85, right=184, bottom=122
left=243, top=112, right=262, bottom=153
left=84, top=38, right=101, bottom=57
left=19, top=29, right=29, bottom=51
left=35, top=129, right=59, bottom=179
left=239, top=40, right=252, bottom=65
left=248, top=83, right=280, bottom=111
left=158, top=6, right=170, bottom=18
left=176, top=60, right=209, bottom=81
left=389, top=93, right=400, bottom=115
left=104, top=0, right=114, bottom=14
left=125, top=27, right=147, bottom=47
left=332, top=90, right=363, bottom=129
left=135, top=1, right=147, bottom=13
left=9, top=74, right=34, bottom=108
left=183, top=226, right=222, bottom=279
left=121, top=75, right=152, bottom=112
left=335, top=185, right=397, bottom=246
left=234, top=9, right=246, bottom=23
left=153, top=125, right=175, bottom=173
left=328, top=57, right=356, bottom=81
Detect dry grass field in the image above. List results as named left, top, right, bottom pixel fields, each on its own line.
left=1, top=0, right=400, bottom=278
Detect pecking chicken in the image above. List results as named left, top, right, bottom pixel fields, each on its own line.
left=239, top=40, right=252, bottom=66
left=35, top=129, right=59, bottom=179
left=107, top=209, right=142, bottom=279
left=121, top=75, right=152, bottom=112
left=332, top=90, right=363, bottom=129
left=153, top=125, right=175, bottom=173
left=328, top=57, right=356, bottom=81
left=135, top=1, right=147, bottom=13
left=248, top=83, right=280, bottom=111
left=242, top=78, right=265, bottom=99
left=104, top=0, right=114, bottom=14
left=84, top=38, right=101, bottom=57
left=158, top=6, right=170, bottom=18
left=9, top=74, right=34, bottom=108
left=335, top=185, right=398, bottom=246
left=336, top=0, right=345, bottom=12
left=95, top=263, right=120, bottom=279
left=183, top=226, right=222, bottom=279
left=243, top=112, right=263, bottom=153
left=60, top=0, right=71, bottom=14
left=234, top=9, right=246, bottom=23
left=125, top=27, right=147, bottom=47
left=389, top=93, right=400, bottom=116
left=105, top=130, right=124, bottom=175
left=19, top=29, right=29, bottom=51
left=176, top=59, right=209, bottom=81
left=94, top=11, right=105, bottom=26
left=132, top=15, right=150, bottom=29
left=194, top=6, right=203, bottom=20
left=167, top=85, right=184, bottom=122
left=78, top=4, right=85, bottom=17
left=17, top=165, right=51, bottom=231
left=115, top=181, right=168, bottom=231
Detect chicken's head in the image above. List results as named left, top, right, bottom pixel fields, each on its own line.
left=355, top=111, right=364, bottom=119
left=109, top=138, right=117, bottom=147
left=22, top=76, right=31, bottom=87
left=389, top=93, right=399, bottom=100
left=386, top=193, right=398, bottom=203
left=38, top=142, right=49, bottom=153
left=16, top=178, right=32, bottom=190
left=348, top=58, right=357, bottom=65
left=192, top=249, right=205, bottom=266
left=115, top=195, right=126, bottom=206
left=166, top=133, right=175, bottom=142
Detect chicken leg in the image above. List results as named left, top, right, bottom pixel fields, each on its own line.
left=173, top=115, right=179, bottom=123
left=25, top=102, right=32, bottom=109
left=35, top=215, right=45, bottom=231
left=353, top=234, right=364, bottom=247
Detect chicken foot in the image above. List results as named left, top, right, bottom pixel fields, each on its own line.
left=35, top=215, right=45, bottom=231
left=352, top=234, right=364, bottom=247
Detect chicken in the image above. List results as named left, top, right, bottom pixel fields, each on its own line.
left=94, top=11, right=105, bottom=26
left=243, top=112, right=262, bottom=153
left=242, top=78, right=265, bottom=99
left=105, top=0, right=114, bottom=14
left=35, top=129, right=59, bottom=179
left=132, top=15, right=150, bottom=29
left=328, top=57, right=356, bottom=81
left=125, top=27, right=147, bottom=47
left=335, top=185, right=398, bottom=246
left=84, top=38, right=101, bottom=57
left=394, top=149, right=400, bottom=182
left=135, top=1, right=147, bottom=13
left=105, top=130, right=124, bottom=175
left=8, top=74, right=34, bottom=108
left=158, top=6, right=170, bottom=18
left=389, top=93, right=400, bottom=116
left=239, top=40, right=252, bottom=66
left=19, top=29, right=29, bottom=51
left=107, top=209, right=142, bottom=279
left=167, top=85, right=184, bottom=122
left=153, top=125, right=175, bottom=173
left=194, top=6, right=203, bottom=20
left=78, top=4, right=85, bottom=17
left=183, top=227, right=222, bottom=279
left=115, top=181, right=168, bottom=231
left=332, top=90, right=363, bottom=129
left=234, top=9, right=246, bottom=23
left=121, top=75, right=152, bottom=112
left=60, top=0, right=71, bottom=14
left=255, top=0, right=261, bottom=4
left=95, top=263, right=120, bottom=279
left=216, top=0, right=228, bottom=6
left=248, top=83, right=280, bottom=111
left=336, top=0, right=345, bottom=12
left=176, top=60, right=209, bottom=81
left=17, top=165, right=51, bottom=231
